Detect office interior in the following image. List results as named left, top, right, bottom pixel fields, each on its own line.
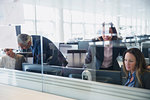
left=0, top=0, right=150, bottom=100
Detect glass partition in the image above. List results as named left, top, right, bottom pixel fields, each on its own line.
left=0, top=0, right=150, bottom=99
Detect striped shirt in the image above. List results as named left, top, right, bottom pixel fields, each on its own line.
left=125, top=71, right=136, bottom=87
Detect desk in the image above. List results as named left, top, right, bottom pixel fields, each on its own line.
left=22, top=63, right=84, bottom=77
left=0, top=84, right=73, bottom=100
left=22, top=63, right=63, bottom=76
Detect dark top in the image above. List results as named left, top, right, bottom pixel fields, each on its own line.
left=123, top=71, right=150, bottom=89
left=31, top=35, right=68, bottom=66
left=15, top=54, right=26, bottom=70
left=85, top=40, right=127, bottom=70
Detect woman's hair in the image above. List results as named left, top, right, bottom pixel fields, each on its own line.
left=92, top=22, right=119, bottom=42
left=122, top=48, right=147, bottom=86
left=92, top=26, right=118, bottom=42
left=111, top=27, right=118, bottom=40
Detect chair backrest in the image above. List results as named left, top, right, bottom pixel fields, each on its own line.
left=78, top=40, right=91, bottom=51
left=141, top=41, right=150, bottom=58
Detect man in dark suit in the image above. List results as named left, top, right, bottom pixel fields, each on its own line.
left=17, top=34, right=68, bottom=66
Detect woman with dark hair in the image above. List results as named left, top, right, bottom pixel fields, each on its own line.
left=123, top=48, right=150, bottom=89
left=92, top=23, right=119, bottom=42
left=85, top=22, right=127, bottom=70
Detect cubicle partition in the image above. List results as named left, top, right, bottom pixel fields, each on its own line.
left=141, top=41, right=150, bottom=64
left=22, top=63, right=123, bottom=85
left=0, top=68, right=150, bottom=100
left=22, top=63, right=84, bottom=77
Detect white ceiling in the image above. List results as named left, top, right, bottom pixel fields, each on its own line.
left=22, top=0, right=150, bottom=19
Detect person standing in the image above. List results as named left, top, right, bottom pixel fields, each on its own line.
left=17, top=34, right=68, bottom=66
left=85, top=22, right=127, bottom=70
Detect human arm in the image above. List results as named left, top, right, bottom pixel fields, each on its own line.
left=32, top=41, right=41, bottom=64
left=146, top=65, right=150, bottom=69
left=85, top=47, right=92, bottom=64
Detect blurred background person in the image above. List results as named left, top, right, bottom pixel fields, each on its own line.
left=85, top=22, right=127, bottom=70
left=92, top=22, right=120, bottom=42
left=123, top=48, right=150, bottom=89
left=0, top=48, right=25, bottom=70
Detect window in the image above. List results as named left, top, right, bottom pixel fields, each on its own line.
left=72, top=24, right=84, bottom=39
left=21, top=21, right=35, bottom=35
left=22, top=4, right=35, bottom=34
left=22, top=4, right=56, bottom=41
left=71, top=10, right=83, bottom=23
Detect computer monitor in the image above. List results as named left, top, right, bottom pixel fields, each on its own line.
left=78, top=40, right=91, bottom=51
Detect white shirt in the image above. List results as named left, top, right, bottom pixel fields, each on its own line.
left=0, top=55, right=16, bottom=69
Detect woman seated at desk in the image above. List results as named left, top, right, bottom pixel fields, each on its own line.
left=85, top=22, right=127, bottom=70
left=123, top=48, right=150, bottom=89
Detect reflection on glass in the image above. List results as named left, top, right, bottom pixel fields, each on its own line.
left=71, top=10, right=83, bottom=23
left=85, top=24, right=95, bottom=35
left=21, top=21, right=35, bottom=35
left=23, top=4, right=35, bottom=19
left=36, top=5, right=56, bottom=21
left=1, top=0, right=150, bottom=99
